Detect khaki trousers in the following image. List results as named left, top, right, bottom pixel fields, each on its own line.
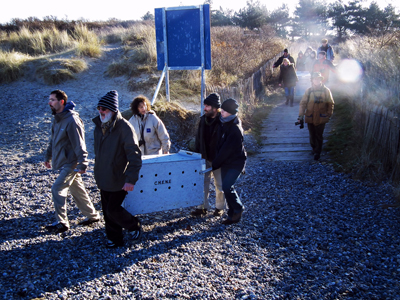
left=201, top=160, right=226, bottom=210
left=51, top=165, right=99, bottom=227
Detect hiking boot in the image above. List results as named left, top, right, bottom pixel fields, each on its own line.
left=78, top=217, right=100, bottom=226
left=129, top=228, right=142, bottom=241
left=45, top=222, right=69, bottom=234
left=222, top=218, right=239, bottom=225
left=190, top=208, right=207, bottom=216
left=213, top=209, right=224, bottom=216
left=105, top=239, right=124, bottom=248
left=314, top=153, right=320, bottom=161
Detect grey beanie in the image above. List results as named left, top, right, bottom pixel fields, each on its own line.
left=221, top=98, right=239, bottom=115
left=98, top=90, right=119, bottom=112
left=204, top=93, right=221, bottom=108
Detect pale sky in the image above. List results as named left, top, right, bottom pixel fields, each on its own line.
left=0, top=0, right=397, bottom=24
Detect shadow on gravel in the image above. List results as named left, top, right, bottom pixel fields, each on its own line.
left=0, top=209, right=232, bottom=299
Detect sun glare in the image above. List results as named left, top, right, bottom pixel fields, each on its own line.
left=337, top=59, right=363, bottom=83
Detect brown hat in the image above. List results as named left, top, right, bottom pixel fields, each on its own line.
left=311, top=72, right=324, bottom=79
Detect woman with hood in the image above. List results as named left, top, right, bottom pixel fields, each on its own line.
left=128, top=95, right=171, bottom=155
left=305, top=50, right=317, bottom=73
left=279, top=58, right=298, bottom=107
left=296, top=50, right=306, bottom=71
left=212, top=98, right=247, bottom=225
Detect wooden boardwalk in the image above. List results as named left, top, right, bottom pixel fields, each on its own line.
left=254, top=99, right=332, bottom=162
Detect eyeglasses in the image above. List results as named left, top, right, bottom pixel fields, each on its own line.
left=97, top=107, right=107, bottom=112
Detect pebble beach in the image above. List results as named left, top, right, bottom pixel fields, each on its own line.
left=1, top=47, right=400, bottom=299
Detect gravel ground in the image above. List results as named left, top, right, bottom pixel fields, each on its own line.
left=1, top=50, right=400, bottom=299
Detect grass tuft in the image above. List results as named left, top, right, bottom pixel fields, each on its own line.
left=0, top=50, right=30, bottom=82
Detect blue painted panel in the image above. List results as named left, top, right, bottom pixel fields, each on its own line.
left=155, top=5, right=211, bottom=70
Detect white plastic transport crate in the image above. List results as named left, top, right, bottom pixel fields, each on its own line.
left=122, top=150, right=206, bottom=215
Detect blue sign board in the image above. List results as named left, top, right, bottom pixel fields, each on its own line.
left=155, top=5, right=211, bottom=70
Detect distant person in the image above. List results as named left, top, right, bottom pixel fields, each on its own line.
left=317, top=38, right=334, bottom=61
left=305, top=50, right=317, bottom=73
left=93, top=90, right=142, bottom=248
left=312, top=51, right=335, bottom=84
left=304, top=46, right=313, bottom=59
left=191, top=93, right=225, bottom=217
left=278, top=58, right=298, bottom=107
left=273, top=48, right=295, bottom=69
left=128, top=95, right=171, bottom=155
left=297, top=72, right=334, bottom=161
left=44, top=90, right=100, bottom=234
left=296, top=51, right=306, bottom=72
left=212, top=98, right=247, bottom=225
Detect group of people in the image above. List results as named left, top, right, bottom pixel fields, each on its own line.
left=44, top=89, right=246, bottom=248
left=273, top=38, right=336, bottom=107
left=272, top=39, right=335, bottom=161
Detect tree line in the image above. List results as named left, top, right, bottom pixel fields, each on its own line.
left=209, top=0, right=400, bottom=39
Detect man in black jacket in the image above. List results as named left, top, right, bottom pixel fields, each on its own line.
left=273, top=48, right=295, bottom=68
left=191, top=93, right=225, bottom=217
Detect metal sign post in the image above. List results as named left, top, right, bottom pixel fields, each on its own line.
left=152, top=4, right=212, bottom=107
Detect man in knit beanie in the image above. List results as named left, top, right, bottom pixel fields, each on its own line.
left=191, top=93, right=226, bottom=217
left=93, top=90, right=143, bottom=248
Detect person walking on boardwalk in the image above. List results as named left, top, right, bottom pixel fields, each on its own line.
left=128, top=95, right=171, bottom=156
left=279, top=58, right=298, bottom=107
left=212, top=98, right=247, bottom=225
left=317, top=38, right=335, bottom=62
left=297, top=72, right=334, bottom=161
left=93, top=90, right=143, bottom=248
left=191, top=93, right=226, bottom=217
left=273, top=48, right=295, bottom=69
left=44, top=90, right=100, bottom=234
left=312, top=51, right=335, bottom=85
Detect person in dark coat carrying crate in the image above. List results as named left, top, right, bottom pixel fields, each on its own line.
left=93, top=90, right=143, bottom=248
left=212, top=98, right=247, bottom=225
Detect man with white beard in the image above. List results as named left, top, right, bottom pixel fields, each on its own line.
left=44, top=90, right=100, bottom=234
left=92, top=90, right=143, bottom=248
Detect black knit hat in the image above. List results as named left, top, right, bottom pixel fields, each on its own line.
left=204, top=93, right=221, bottom=108
left=98, top=90, right=119, bottom=112
left=221, top=98, right=239, bottom=115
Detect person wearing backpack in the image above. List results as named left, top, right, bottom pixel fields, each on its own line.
left=297, top=72, right=334, bottom=161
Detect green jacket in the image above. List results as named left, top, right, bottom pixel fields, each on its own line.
left=93, top=111, right=142, bottom=192
left=45, top=102, right=88, bottom=171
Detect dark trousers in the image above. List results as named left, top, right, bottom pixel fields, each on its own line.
left=307, top=123, right=326, bottom=154
left=221, top=168, right=243, bottom=218
left=100, top=190, right=140, bottom=245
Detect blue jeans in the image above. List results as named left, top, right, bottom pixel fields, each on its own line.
left=284, top=86, right=295, bottom=97
left=221, top=168, right=243, bottom=218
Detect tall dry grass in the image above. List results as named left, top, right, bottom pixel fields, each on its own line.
left=0, top=50, right=31, bottom=82
left=73, top=24, right=102, bottom=57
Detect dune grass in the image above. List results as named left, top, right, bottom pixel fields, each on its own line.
left=0, top=50, right=31, bottom=82
left=35, top=58, right=88, bottom=85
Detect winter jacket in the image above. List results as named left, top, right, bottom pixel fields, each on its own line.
left=128, top=111, right=170, bottom=155
left=93, top=111, right=142, bottom=192
left=317, top=44, right=335, bottom=61
left=305, top=52, right=317, bottom=73
left=296, top=55, right=306, bottom=71
left=273, top=54, right=295, bottom=68
left=299, top=84, right=334, bottom=126
left=212, top=117, right=247, bottom=172
left=195, top=113, right=221, bottom=162
left=45, top=102, right=88, bottom=171
left=312, top=59, right=335, bottom=84
left=279, top=63, right=298, bottom=87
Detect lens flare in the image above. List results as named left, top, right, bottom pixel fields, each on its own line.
left=337, top=59, right=363, bottom=83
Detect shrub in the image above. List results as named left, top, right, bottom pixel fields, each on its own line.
left=0, top=50, right=30, bottom=82
left=36, top=58, right=88, bottom=84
